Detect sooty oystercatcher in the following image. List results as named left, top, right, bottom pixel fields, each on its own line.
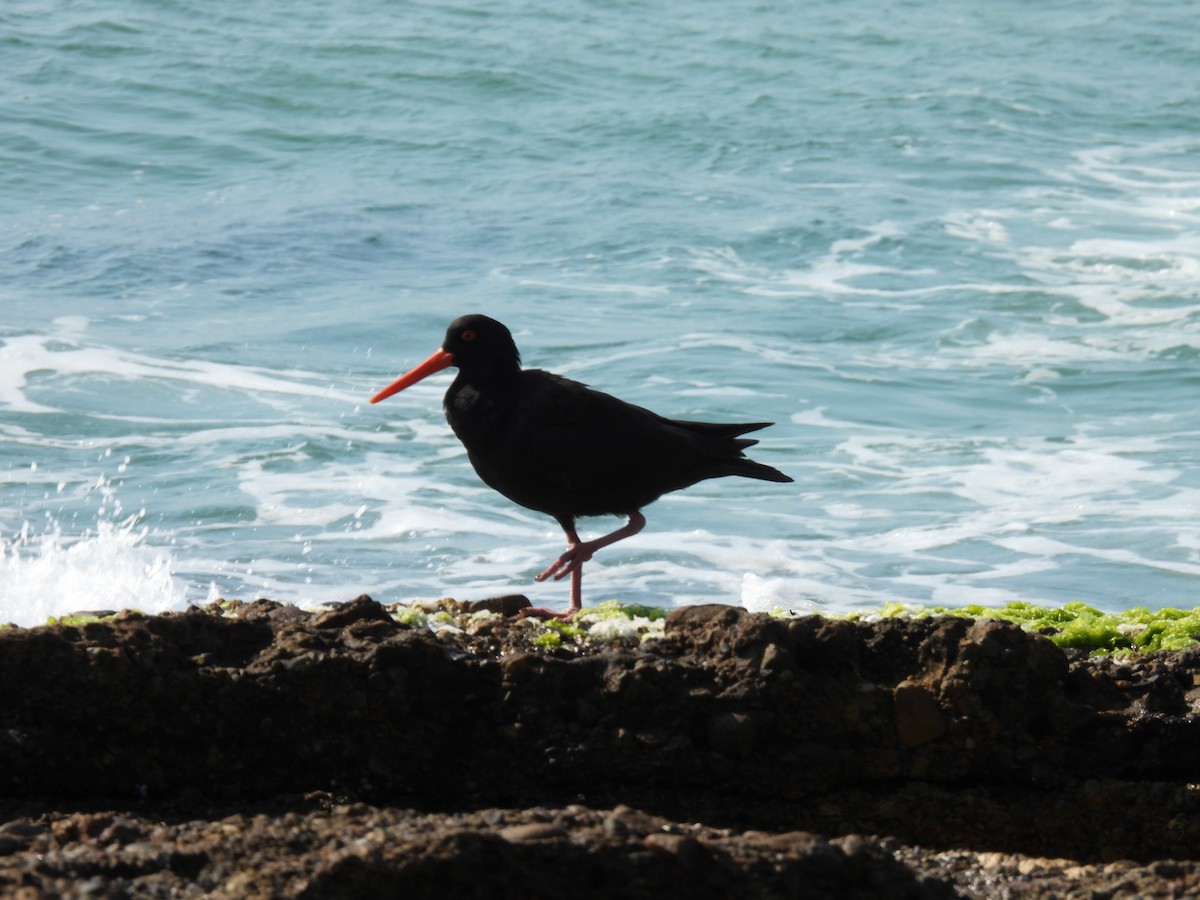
left=370, top=314, right=792, bottom=617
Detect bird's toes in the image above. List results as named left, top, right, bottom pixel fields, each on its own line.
left=535, top=547, right=591, bottom=583
left=518, top=606, right=575, bottom=620
left=533, top=562, right=561, bottom=583
left=534, top=561, right=573, bottom=583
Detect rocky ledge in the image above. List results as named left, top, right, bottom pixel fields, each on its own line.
left=2, top=596, right=1199, bottom=897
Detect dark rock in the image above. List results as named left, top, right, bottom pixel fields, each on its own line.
left=498, top=822, right=567, bottom=842
left=312, top=595, right=394, bottom=629
left=892, top=680, right=946, bottom=747
left=2, top=601, right=1200, bottom=897
left=465, top=594, right=532, bottom=616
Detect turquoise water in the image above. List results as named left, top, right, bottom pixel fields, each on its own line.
left=2, top=0, right=1198, bottom=625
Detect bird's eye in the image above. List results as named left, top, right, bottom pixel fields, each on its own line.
left=461, top=329, right=477, bottom=342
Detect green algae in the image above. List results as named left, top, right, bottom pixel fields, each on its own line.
left=211, top=598, right=244, bottom=617
left=531, top=605, right=663, bottom=648
left=532, top=630, right=563, bottom=649
left=576, top=599, right=668, bottom=622
left=608, top=603, right=668, bottom=622
left=391, top=607, right=429, bottom=628
left=45, top=612, right=125, bottom=627
left=380, top=599, right=666, bottom=649
left=854, top=600, right=1200, bottom=655
left=531, top=618, right=584, bottom=651
left=542, top=618, right=587, bottom=641
left=578, top=604, right=666, bottom=644
left=384, top=597, right=1200, bottom=657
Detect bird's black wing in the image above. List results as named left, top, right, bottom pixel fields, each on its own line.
left=480, top=370, right=787, bottom=518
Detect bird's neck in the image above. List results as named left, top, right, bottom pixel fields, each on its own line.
left=450, top=360, right=521, bottom=395
left=443, top=367, right=521, bottom=445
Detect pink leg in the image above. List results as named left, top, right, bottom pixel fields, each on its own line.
left=526, top=512, right=647, bottom=617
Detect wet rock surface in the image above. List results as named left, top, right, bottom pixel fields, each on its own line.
left=2, top=597, right=1200, bottom=897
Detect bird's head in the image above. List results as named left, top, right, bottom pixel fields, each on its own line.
left=370, top=314, right=521, bottom=404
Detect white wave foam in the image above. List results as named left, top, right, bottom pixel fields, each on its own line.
left=0, top=324, right=360, bottom=417
left=0, top=517, right=191, bottom=628
left=995, top=536, right=1200, bottom=579
left=1072, top=141, right=1200, bottom=196
left=942, top=210, right=1011, bottom=245
left=741, top=572, right=825, bottom=614
left=688, top=228, right=916, bottom=300
left=512, top=277, right=670, bottom=298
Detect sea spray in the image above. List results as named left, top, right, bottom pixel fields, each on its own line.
left=0, top=516, right=190, bottom=628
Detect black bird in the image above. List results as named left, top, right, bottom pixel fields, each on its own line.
left=370, top=314, right=792, bottom=617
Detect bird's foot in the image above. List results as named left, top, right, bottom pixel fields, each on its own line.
left=535, top=544, right=593, bottom=584
left=518, top=606, right=577, bottom=620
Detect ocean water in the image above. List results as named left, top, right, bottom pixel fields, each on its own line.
left=2, top=0, right=1198, bottom=627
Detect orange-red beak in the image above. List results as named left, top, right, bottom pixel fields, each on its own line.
left=369, top=348, right=456, bottom=404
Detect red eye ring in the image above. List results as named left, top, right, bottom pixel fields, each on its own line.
left=461, top=329, right=477, bottom=342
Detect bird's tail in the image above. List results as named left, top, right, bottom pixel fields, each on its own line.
left=672, top=419, right=793, bottom=483
left=725, top=457, right=793, bottom=483
left=673, top=420, right=775, bottom=440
